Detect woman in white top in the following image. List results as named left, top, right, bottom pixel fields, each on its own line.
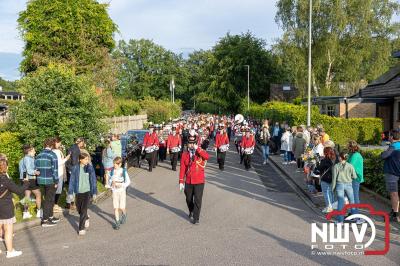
left=281, top=127, right=293, bottom=164
left=52, top=137, right=70, bottom=212
left=312, top=136, right=325, bottom=158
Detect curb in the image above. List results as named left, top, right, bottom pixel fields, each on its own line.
left=256, top=144, right=391, bottom=210
left=14, top=186, right=111, bottom=233
left=360, top=185, right=391, bottom=206
left=14, top=166, right=142, bottom=233
left=254, top=144, right=323, bottom=217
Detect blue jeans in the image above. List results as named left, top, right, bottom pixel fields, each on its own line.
left=284, top=151, right=290, bottom=162
left=321, top=181, right=334, bottom=208
left=262, top=144, right=269, bottom=161
left=336, top=183, right=355, bottom=222
left=352, top=180, right=361, bottom=214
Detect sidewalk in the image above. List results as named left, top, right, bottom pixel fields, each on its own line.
left=267, top=152, right=400, bottom=240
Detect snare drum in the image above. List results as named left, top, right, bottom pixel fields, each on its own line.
left=244, top=147, right=254, bottom=154
left=145, top=146, right=155, bottom=153
left=219, top=144, right=229, bottom=152
left=171, top=147, right=180, bottom=153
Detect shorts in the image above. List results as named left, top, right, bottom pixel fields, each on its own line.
left=112, top=189, right=126, bottom=209
left=385, top=174, right=399, bottom=192
left=0, top=216, right=16, bottom=225
left=21, top=179, right=40, bottom=191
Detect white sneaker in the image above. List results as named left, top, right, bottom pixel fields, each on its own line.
left=36, top=209, right=42, bottom=218
left=263, top=160, right=267, bottom=165
left=282, top=162, right=288, bottom=165
left=322, top=207, right=333, bottom=213
left=6, top=249, right=22, bottom=258
left=22, top=212, right=32, bottom=220
left=78, top=230, right=86, bottom=236
left=84, top=219, right=90, bottom=229
left=105, top=184, right=111, bottom=189
left=356, top=218, right=366, bottom=225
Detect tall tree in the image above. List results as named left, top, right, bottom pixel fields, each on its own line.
left=185, top=50, right=213, bottom=110
left=204, top=32, right=285, bottom=112
left=113, top=39, right=190, bottom=101
left=18, top=0, right=118, bottom=90
left=274, top=0, right=400, bottom=96
left=13, top=64, right=107, bottom=149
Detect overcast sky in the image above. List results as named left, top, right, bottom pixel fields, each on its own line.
left=0, top=0, right=282, bottom=55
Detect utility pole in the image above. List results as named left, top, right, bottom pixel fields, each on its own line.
left=307, top=0, right=312, bottom=127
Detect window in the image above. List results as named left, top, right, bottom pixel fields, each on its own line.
left=327, top=105, right=336, bottom=117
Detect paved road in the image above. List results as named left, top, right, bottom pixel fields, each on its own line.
left=1, top=146, right=400, bottom=265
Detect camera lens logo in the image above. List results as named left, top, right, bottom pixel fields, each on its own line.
left=311, top=204, right=390, bottom=256
left=344, top=214, right=376, bottom=249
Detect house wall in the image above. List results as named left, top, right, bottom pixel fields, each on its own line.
left=338, top=102, right=376, bottom=118
left=393, top=97, right=400, bottom=129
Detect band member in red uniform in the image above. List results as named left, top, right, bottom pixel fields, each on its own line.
left=158, top=125, right=169, bottom=162
left=179, top=135, right=209, bottom=225
left=214, top=124, right=229, bottom=170
left=142, top=125, right=159, bottom=172
left=152, top=125, right=161, bottom=168
left=167, top=125, right=181, bottom=171
left=240, top=128, right=255, bottom=170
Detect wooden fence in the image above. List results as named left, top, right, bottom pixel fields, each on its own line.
left=103, top=114, right=147, bottom=134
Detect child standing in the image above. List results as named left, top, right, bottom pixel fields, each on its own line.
left=18, top=145, right=42, bottom=220
left=109, top=157, right=130, bottom=230
left=68, top=153, right=97, bottom=235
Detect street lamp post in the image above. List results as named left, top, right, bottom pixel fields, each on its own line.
left=307, top=0, right=312, bottom=127
left=244, top=65, right=250, bottom=111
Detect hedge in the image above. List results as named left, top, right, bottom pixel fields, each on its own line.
left=361, top=149, right=386, bottom=198
left=140, top=97, right=181, bottom=124
left=112, top=98, right=141, bottom=116
left=0, top=131, right=23, bottom=180
left=245, top=101, right=382, bottom=146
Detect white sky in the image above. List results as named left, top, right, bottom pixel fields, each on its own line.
left=0, top=0, right=282, bottom=54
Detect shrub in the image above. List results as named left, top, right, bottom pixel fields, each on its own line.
left=140, top=97, right=181, bottom=124
left=361, top=149, right=386, bottom=198
left=0, top=132, right=23, bottom=180
left=245, top=101, right=382, bottom=146
left=12, top=64, right=108, bottom=150
left=112, top=98, right=141, bottom=116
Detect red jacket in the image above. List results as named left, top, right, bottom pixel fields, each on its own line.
left=143, top=132, right=159, bottom=148
left=179, top=148, right=209, bottom=184
left=167, top=134, right=181, bottom=150
left=240, top=135, right=255, bottom=148
left=215, top=132, right=229, bottom=148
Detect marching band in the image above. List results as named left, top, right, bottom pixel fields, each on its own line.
left=137, top=114, right=256, bottom=224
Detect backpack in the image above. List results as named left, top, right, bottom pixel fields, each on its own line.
left=110, top=167, right=127, bottom=183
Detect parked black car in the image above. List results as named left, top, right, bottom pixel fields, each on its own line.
left=125, top=130, right=147, bottom=168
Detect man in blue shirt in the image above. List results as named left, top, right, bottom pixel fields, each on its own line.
left=271, top=122, right=282, bottom=155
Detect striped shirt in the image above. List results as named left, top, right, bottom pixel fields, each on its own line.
left=35, top=148, right=59, bottom=185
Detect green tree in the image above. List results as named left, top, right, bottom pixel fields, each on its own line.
left=0, top=77, right=17, bottom=91
left=18, top=0, right=118, bottom=90
left=184, top=50, right=213, bottom=111
left=274, top=0, right=400, bottom=96
left=113, top=39, right=190, bottom=101
left=12, top=64, right=107, bottom=149
left=204, top=32, right=285, bottom=112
